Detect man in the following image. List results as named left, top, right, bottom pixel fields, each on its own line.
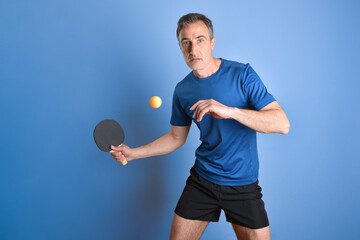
left=111, top=13, right=290, bottom=240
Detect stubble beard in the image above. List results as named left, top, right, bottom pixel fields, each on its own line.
left=189, top=58, right=210, bottom=72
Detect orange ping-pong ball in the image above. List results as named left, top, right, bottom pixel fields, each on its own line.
left=149, top=96, right=162, bottom=108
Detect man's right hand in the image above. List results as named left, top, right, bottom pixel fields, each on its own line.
left=110, top=144, right=136, bottom=164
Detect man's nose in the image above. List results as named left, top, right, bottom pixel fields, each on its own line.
left=189, top=42, right=198, bottom=54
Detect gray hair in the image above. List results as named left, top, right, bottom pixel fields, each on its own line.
left=176, top=13, right=214, bottom=42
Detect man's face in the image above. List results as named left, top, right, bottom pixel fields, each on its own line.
left=178, top=21, right=216, bottom=71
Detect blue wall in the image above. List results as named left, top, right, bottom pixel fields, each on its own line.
left=1, top=0, right=359, bottom=239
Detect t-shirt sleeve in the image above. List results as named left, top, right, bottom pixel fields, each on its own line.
left=170, top=88, right=192, bottom=126
left=242, top=64, right=276, bottom=110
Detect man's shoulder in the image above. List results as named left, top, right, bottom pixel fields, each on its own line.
left=222, top=59, right=256, bottom=82
left=222, top=58, right=248, bottom=71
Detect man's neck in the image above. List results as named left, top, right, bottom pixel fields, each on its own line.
left=193, top=58, right=221, bottom=78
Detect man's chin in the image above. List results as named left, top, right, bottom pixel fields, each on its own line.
left=187, top=62, right=204, bottom=71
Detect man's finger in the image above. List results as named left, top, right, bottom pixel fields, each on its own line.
left=190, top=100, right=203, bottom=111
left=117, top=153, right=128, bottom=166
left=110, top=145, right=120, bottom=151
left=194, top=102, right=211, bottom=120
left=193, top=101, right=207, bottom=119
left=110, top=150, right=120, bottom=157
left=110, top=144, right=125, bottom=152
left=198, top=105, right=211, bottom=122
left=190, top=101, right=199, bottom=111
left=110, top=145, right=127, bottom=165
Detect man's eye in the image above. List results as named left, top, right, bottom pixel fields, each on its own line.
left=183, top=41, right=190, bottom=45
left=198, top=39, right=204, bottom=43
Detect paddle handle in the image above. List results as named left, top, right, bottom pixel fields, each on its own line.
left=122, top=158, right=128, bottom=166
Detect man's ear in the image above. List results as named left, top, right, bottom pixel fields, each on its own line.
left=211, top=37, right=216, bottom=50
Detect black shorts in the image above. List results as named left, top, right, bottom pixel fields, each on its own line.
left=175, top=167, right=269, bottom=229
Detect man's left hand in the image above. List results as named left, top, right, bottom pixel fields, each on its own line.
left=190, top=99, right=233, bottom=122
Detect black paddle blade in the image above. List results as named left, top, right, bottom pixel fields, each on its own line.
left=93, top=119, right=125, bottom=152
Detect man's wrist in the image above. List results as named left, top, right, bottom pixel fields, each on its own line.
left=133, top=146, right=143, bottom=159
left=227, top=107, right=240, bottom=119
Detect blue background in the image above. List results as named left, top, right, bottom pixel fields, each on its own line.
left=1, top=0, right=359, bottom=239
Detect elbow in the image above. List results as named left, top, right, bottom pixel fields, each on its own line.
left=170, top=132, right=187, bottom=148
left=177, top=139, right=187, bottom=148
left=280, top=119, right=290, bottom=135
left=277, top=111, right=290, bottom=135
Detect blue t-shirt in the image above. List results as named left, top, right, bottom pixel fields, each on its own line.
left=170, top=59, right=275, bottom=186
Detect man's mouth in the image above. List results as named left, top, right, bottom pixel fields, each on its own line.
left=190, top=57, right=201, bottom=62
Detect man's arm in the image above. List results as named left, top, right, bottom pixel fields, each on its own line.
left=229, top=101, right=290, bottom=134
left=190, top=99, right=290, bottom=134
left=110, top=125, right=191, bottom=164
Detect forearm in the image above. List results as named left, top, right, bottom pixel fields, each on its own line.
left=133, top=132, right=185, bottom=159
left=228, top=107, right=290, bottom=134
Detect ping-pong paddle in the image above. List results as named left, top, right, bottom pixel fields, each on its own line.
left=93, top=119, right=127, bottom=165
